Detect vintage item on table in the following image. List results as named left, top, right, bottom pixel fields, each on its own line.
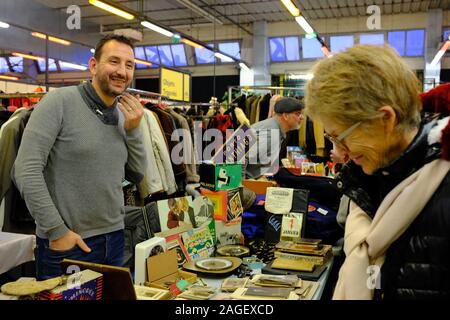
left=265, top=187, right=294, bottom=214
left=280, top=213, right=305, bottom=243
left=246, top=239, right=276, bottom=263
left=242, top=255, right=265, bottom=270
left=220, top=277, right=250, bottom=292
left=271, top=257, right=315, bottom=272
left=1, top=276, right=64, bottom=297
left=134, top=236, right=167, bottom=285
left=274, top=251, right=332, bottom=267
left=293, top=280, right=320, bottom=300
left=195, top=257, right=233, bottom=271
left=181, top=219, right=216, bottom=261
left=60, top=259, right=136, bottom=300
left=146, top=249, right=197, bottom=291
left=177, top=285, right=216, bottom=300
left=216, top=244, right=250, bottom=258
left=183, top=257, right=242, bottom=275
left=199, top=162, right=243, bottom=191
left=231, top=287, right=299, bottom=300
left=275, top=241, right=332, bottom=256
left=242, top=178, right=277, bottom=195
left=215, top=218, right=243, bottom=246
left=156, top=196, right=194, bottom=234
left=200, top=187, right=243, bottom=221
left=250, top=274, right=301, bottom=288
left=262, top=261, right=329, bottom=281
left=38, top=270, right=103, bottom=300
left=165, top=234, right=191, bottom=268
left=227, top=191, right=243, bottom=220
left=134, top=285, right=171, bottom=300
left=190, top=196, right=215, bottom=228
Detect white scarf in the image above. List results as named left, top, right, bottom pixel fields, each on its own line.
left=333, top=158, right=450, bottom=300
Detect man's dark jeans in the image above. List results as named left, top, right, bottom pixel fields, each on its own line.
left=35, top=230, right=124, bottom=280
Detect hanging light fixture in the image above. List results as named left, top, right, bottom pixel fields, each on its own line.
left=239, top=62, right=250, bottom=71
left=59, top=61, right=88, bottom=71
left=0, top=21, right=10, bottom=29
left=0, top=75, right=19, bottom=81
left=141, top=21, right=174, bottom=37
left=214, top=52, right=234, bottom=62
left=430, top=41, right=450, bottom=66
left=89, top=0, right=135, bottom=20
left=31, top=32, right=71, bottom=46
left=182, top=38, right=205, bottom=49
left=295, top=16, right=314, bottom=35
left=134, top=59, right=152, bottom=67
left=12, top=52, right=44, bottom=61
left=280, top=0, right=300, bottom=17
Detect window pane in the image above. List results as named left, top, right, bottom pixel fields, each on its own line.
left=195, top=44, right=215, bottom=64
left=8, top=57, right=23, bottom=73
left=269, top=37, right=286, bottom=62
left=285, top=36, right=300, bottom=61
left=218, top=42, right=241, bottom=60
left=38, top=58, right=57, bottom=72
left=302, top=37, right=325, bottom=59
left=0, top=57, right=9, bottom=73
left=444, top=29, right=450, bottom=42
left=145, top=46, right=160, bottom=64
left=330, top=35, right=354, bottom=53
left=171, top=44, right=187, bottom=67
left=359, top=33, right=384, bottom=45
left=134, top=47, right=147, bottom=60
left=406, top=29, right=424, bottom=56
left=388, top=31, right=405, bottom=56
left=158, top=45, right=174, bottom=66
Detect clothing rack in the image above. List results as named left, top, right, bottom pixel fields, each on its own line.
left=227, top=85, right=304, bottom=106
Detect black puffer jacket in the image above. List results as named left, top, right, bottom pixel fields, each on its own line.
left=335, top=117, right=450, bottom=300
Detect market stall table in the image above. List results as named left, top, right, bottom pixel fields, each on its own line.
left=0, top=232, right=35, bottom=275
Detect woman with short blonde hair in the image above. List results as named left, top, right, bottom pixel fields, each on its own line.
left=305, top=45, right=450, bottom=300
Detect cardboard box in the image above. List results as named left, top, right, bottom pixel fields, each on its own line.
left=242, top=179, right=277, bottom=195
left=200, top=187, right=243, bottom=221
left=38, top=269, right=103, bottom=300
left=146, top=249, right=197, bottom=291
left=200, top=163, right=242, bottom=191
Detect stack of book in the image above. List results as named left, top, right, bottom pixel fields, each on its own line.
left=272, top=239, right=333, bottom=272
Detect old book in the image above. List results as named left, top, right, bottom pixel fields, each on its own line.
left=271, top=257, right=315, bottom=272
left=244, top=287, right=292, bottom=299
left=274, top=250, right=332, bottom=266
left=276, top=241, right=332, bottom=256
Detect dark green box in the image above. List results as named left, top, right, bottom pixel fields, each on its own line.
left=199, top=163, right=242, bottom=191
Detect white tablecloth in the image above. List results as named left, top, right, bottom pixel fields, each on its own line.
left=0, top=232, right=36, bottom=274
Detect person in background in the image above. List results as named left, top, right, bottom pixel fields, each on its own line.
left=305, top=44, right=450, bottom=299
left=13, top=35, right=147, bottom=280
left=245, top=97, right=304, bottom=179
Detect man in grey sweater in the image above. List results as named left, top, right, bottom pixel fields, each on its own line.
left=13, top=35, right=147, bottom=280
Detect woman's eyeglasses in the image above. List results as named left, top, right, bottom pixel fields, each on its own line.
left=324, top=121, right=362, bottom=151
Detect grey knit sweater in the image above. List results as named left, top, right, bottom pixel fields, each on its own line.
left=12, top=84, right=147, bottom=240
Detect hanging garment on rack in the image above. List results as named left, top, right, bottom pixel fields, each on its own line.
left=244, top=95, right=258, bottom=119
left=258, top=93, right=272, bottom=122
left=0, top=107, right=35, bottom=234
left=0, top=110, right=13, bottom=128
left=147, top=104, right=187, bottom=191
left=250, top=96, right=262, bottom=125
left=139, top=109, right=177, bottom=198
left=298, top=116, right=327, bottom=158
left=167, top=109, right=199, bottom=183
left=268, top=95, right=282, bottom=118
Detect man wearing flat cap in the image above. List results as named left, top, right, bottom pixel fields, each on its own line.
left=245, top=97, right=304, bottom=179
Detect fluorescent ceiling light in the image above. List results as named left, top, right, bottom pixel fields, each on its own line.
left=182, top=38, right=204, bottom=49
left=90, top=48, right=95, bottom=53
left=135, top=59, right=152, bottom=67
left=0, top=21, right=10, bottom=29
left=239, top=62, right=250, bottom=71
left=175, top=0, right=223, bottom=25
left=430, top=41, right=450, bottom=66
left=12, top=52, right=44, bottom=61
left=31, top=32, right=71, bottom=46
left=295, top=16, right=314, bottom=35
left=288, top=73, right=314, bottom=80
left=281, top=0, right=300, bottom=17
left=141, top=21, right=173, bottom=37
left=0, top=75, right=19, bottom=81
left=215, top=52, right=234, bottom=62
left=59, top=61, right=88, bottom=71
left=89, top=0, right=134, bottom=20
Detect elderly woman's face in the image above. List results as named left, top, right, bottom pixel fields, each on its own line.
left=321, top=117, right=390, bottom=175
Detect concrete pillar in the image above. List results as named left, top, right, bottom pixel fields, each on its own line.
left=424, top=9, right=443, bottom=91
left=251, top=21, right=271, bottom=86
